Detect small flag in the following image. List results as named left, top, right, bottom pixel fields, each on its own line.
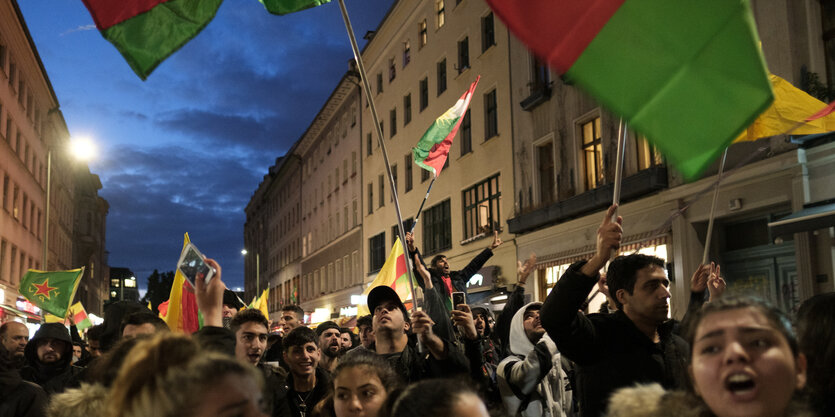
left=20, top=268, right=84, bottom=318
left=486, top=0, right=773, bottom=180
left=81, top=0, right=224, bottom=80
left=357, top=238, right=418, bottom=316
left=260, top=0, right=331, bottom=15
left=412, top=77, right=481, bottom=178
left=70, top=302, right=94, bottom=330
left=162, top=234, right=200, bottom=333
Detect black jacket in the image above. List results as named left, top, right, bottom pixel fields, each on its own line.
left=286, top=367, right=331, bottom=417
left=345, top=336, right=470, bottom=384
left=1, top=345, right=47, bottom=417
left=19, top=323, right=83, bottom=396
left=541, top=261, right=689, bottom=417
left=411, top=247, right=494, bottom=299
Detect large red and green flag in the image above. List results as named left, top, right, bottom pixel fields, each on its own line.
left=81, top=0, right=224, bottom=80
left=260, top=0, right=331, bottom=15
left=357, top=238, right=418, bottom=316
left=486, top=0, right=773, bottom=180
left=412, top=76, right=481, bottom=178
left=19, top=268, right=84, bottom=318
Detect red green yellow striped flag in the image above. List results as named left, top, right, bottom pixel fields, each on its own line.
left=81, top=0, right=224, bottom=80
left=69, top=302, right=94, bottom=330
left=260, top=0, right=331, bottom=15
left=357, top=238, right=417, bottom=316
left=412, top=77, right=481, bottom=178
left=486, top=0, right=773, bottom=180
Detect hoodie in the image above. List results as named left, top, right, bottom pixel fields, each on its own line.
left=1, top=344, right=48, bottom=417
left=19, top=323, right=82, bottom=395
left=497, top=302, right=573, bottom=417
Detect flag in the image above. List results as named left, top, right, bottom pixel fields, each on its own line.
left=248, top=288, right=270, bottom=319
left=357, top=238, right=418, bottom=316
left=734, top=74, right=835, bottom=142
left=486, top=0, right=773, bottom=180
left=806, top=101, right=835, bottom=122
left=81, top=0, right=223, bottom=80
left=162, top=234, right=200, bottom=333
left=19, top=268, right=84, bottom=318
left=69, top=302, right=94, bottom=330
left=412, top=77, right=481, bottom=178
left=260, top=0, right=331, bottom=15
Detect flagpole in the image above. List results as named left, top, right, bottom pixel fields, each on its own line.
left=608, top=120, right=627, bottom=262
left=702, top=148, right=728, bottom=265
left=409, top=177, right=436, bottom=233
left=337, top=0, right=420, bottom=312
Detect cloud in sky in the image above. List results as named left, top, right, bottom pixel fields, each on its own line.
left=19, top=0, right=395, bottom=289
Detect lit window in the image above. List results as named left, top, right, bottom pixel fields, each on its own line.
left=462, top=174, right=501, bottom=239
left=581, top=117, right=604, bottom=190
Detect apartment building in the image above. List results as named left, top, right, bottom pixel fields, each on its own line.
left=73, top=168, right=109, bottom=316
left=507, top=0, right=835, bottom=316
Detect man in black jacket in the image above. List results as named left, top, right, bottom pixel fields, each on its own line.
left=19, top=323, right=83, bottom=396
left=1, top=343, right=47, bottom=417
left=541, top=205, right=689, bottom=417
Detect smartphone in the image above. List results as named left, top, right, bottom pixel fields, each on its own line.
left=177, top=243, right=215, bottom=288
left=452, top=291, right=466, bottom=308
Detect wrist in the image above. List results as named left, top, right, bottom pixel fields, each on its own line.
left=580, top=256, right=605, bottom=277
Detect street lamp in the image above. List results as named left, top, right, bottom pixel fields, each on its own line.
left=43, top=137, right=98, bottom=269
left=241, top=249, right=260, bottom=297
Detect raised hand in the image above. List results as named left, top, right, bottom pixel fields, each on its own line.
left=451, top=304, right=478, bottom=340
left=707, top=263, right=726, bottom=302
left=690, top=263, right=710, bottom=293
left=405, top=231, right=416, bottom=252
left=195, top=258, right=225, bottom=327
left=490, top=230, right=503, bottom=250
left=581, top=204, right=623, bottom=277
left=517, top=253, right=537, bottom=285
left=414, top=253, right=433, bottom=289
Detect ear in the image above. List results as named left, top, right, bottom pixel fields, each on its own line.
left=688, top=364, right=701, bottom=397
left=615, top=288, right=628, bottom=308
left=795, top=353, right=808, bottom=390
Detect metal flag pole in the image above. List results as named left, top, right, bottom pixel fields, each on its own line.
left=702, top=148, right=729, bottom=264
left=608, top=120, right=627, bottom=263
left=337, top=0, right=420, bottom=312
left=409, top=177, right=436, bottom=233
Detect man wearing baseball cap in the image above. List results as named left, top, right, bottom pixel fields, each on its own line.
left=344, top=286, right=469, bottom=383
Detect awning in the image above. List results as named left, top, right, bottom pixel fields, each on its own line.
left=1, top=304, right=42, bottom=322
left=768, top=202, right=835, bottom=237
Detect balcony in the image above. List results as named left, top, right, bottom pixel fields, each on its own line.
left=520, top=84, right=551, bottom=111
left=508, top=166, right=667, bottom=234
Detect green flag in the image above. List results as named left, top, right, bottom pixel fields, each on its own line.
left=19, top=268, right=84, bottom=318
left=260, top=0, right=331, bottom=15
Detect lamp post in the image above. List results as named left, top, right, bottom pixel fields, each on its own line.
left=241, top=249, right=260, bottom=297
left=43, top=138, right=97, bottom=269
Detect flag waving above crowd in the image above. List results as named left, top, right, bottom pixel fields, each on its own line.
left=19, top=268, right=84, bottom=318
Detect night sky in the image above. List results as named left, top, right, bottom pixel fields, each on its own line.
left=18, top=0, right=395, bottom=291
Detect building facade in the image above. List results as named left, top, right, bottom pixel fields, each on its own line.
left=108, top=266, right=139, bottom=303
left=507, top=0, right=835, bottom=317
left=72, top=168, right=109, bottom=316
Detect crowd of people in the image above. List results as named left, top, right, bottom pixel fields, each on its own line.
left=1, top=204, right=832, bottom=417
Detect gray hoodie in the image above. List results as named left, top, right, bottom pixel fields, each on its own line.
left=497, top=302, right=573, bottom=417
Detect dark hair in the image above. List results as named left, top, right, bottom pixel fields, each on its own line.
left=230, top=309, right=269, bottom=335
left=87, top=324, right=105, bottom=341
left=339, top=327, right=351, bottom=335
left=606, top=254, right=666, bottom=309
left=283, top=326, right=318, bottom=352
left=86, top=336, right=148, bottom=387
left=333, top=351, right=402, bottom=391
left=281, top=304, right=305, bottom=320
left=389, top=378, right=480, bottom=417
left=120, top=312, right=169, bottom=336
left=357, top=315, right=372, bottom=329
left=0, top=321, right=24, bottom=338
left=430, top=255, right=446, bottom=270
left=684, top=295, right=799, bottom=357
left=796, top=293, right=835, bottom=415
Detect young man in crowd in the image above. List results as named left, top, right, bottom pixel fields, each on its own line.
left=0, top=321, right=29, bottom=367
left=339, top=327, right=353, bottom=350
left=120, top=311, right=169, bottom=339
left=497, top=302, right=573, bottom=416
left=541, top=205, right=689, bottom=417
left=356, top=314, right=374, bottom=349
left=346, top=285, right=469, bottom=383
left=315, top=321, right=342, bottom=373
left=19, top=323, right=83, bottom=395
left=279, top=305, right=305, bottom=336
left=283, top=326, right=331, bottom=417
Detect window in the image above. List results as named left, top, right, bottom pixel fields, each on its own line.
left=581, top=117, right=604, bottom=190
left=388, top=57, right=396, bottom=81
left=390, top=108, right=397, bottom=137
left=635, top=132, right=663, bottom=170
left=463, top=174, right=501, bottom=239
left=343, top=159, right=348, bottom=182
left=111, top=279, right=121, bottom=288
left=391, top=165, right=398, bottom=202
left=437, top=59, right=447, bottom=95
left=482, top=13, right=495, bottom=52
left=436, top=0, right=445, bottom=28
left=537, top=141, right=556, bottom=204
left=351, top=106, right=357, bottom=126
left=403, top=41, right=411, bottom=67
left=379, top=121, right=384, bottom=140
left=532, top=55, right=550, bottom=92
left=391, top=219, right=414, bottom=245
left=419, top=20, right=428, bottom=48
left=367, top=132, right=373, bottom=156
left=352, top=152, right=357, bottom=174
left=376, top=72, right=383, bottom=94
left=367, top=183, right=374, bottom=214
left=457, top=37, right=469, bottom=73
left=369, top=232, right=386, bottom=272
left=404, top=154, right=413, bottom=192
left=484, top=89, right=498, bottom=139
left=0, top=240, right=6, bottom=282
left=12, top=185, right=19, bottom=220
left=422, top=167, right=430, bottom=182
left=419, top=78, right=429, bottom=111
left=460, top=110, right=472, bottom=155
left=378, top=174, right=385, bottom=207
left=404, top=94, right=412, bottom=125
left=124, top=279, right=137, bottom=288
left=343, top=206, right=349, bottom=233
left=423, top=199, right=451, bottom=254
left=352, top=199, right=358, bottom=226
left=2, top=175, right=8, bottom=212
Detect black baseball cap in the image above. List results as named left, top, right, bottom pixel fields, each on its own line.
left=367, top=286, right=409, bottom=319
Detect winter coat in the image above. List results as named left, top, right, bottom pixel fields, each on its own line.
left=19, top=323, right=83, bottom=396
left=604, top=383, right=814, bottom=417
left=497, top=302, right=573, bottom=417
left=46, top=383, right=109, bottom=417
left=345, top=335, right=470, bottom=384
left=541, top=261, right=689, bottom=417
left=0, top=345, right=47, bottom=417
left=259, top=363, right=292, bottom=417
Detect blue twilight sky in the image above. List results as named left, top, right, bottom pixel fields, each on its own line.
left=18, top=0, right=395, bottom=290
